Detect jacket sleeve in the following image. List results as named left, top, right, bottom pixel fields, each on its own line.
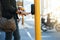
left=10, top=0, right=19, bottom=19
left=5, top=0, right=17, bottom=13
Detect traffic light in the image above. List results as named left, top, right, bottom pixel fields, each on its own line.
left=31, top=4, right=35, bottom=15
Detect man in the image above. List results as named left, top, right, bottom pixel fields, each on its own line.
left=1, top=0, right=20, bottom=40
left=16, top=6, right=31, bottom=25
left=47, top=13, right=50, bottom=25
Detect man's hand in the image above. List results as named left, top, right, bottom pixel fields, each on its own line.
left=16, top=10, right=31, bottom=16
left=16, top=10, right=20, bottom=14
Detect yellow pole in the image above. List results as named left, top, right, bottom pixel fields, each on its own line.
left=34, top=0, right=41, bottom=40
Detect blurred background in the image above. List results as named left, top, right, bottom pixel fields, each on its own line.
left=1, top=0, right=60, bottom=40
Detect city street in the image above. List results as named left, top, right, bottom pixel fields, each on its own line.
left=0, top=15, right=60, bottom=40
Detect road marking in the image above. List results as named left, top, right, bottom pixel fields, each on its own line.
left=24, top=29, right=34, bottom=40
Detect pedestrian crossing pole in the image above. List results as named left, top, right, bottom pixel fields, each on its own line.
left=34, top=0, right=41, bottom=40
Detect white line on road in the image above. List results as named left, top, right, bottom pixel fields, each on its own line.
left=24, top=29, right=34, bottom=40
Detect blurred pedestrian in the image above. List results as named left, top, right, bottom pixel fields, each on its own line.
left=47, top=13, right=50, bottom=25
left=1, top=0, right=20, bottom=40
left=16, top=6, right=31, bottom=25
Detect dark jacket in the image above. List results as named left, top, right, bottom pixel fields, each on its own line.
left=1, top=0, right=18, bottom=19
left=0, top=1, right=2, bottom=17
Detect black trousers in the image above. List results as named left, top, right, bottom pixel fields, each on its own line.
left=5, top=15, right=20, bottom=40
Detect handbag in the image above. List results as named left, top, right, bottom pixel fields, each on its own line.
left=0, top=2, right=16, bottom=32
left=0, top=17, right=16, bottom=32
